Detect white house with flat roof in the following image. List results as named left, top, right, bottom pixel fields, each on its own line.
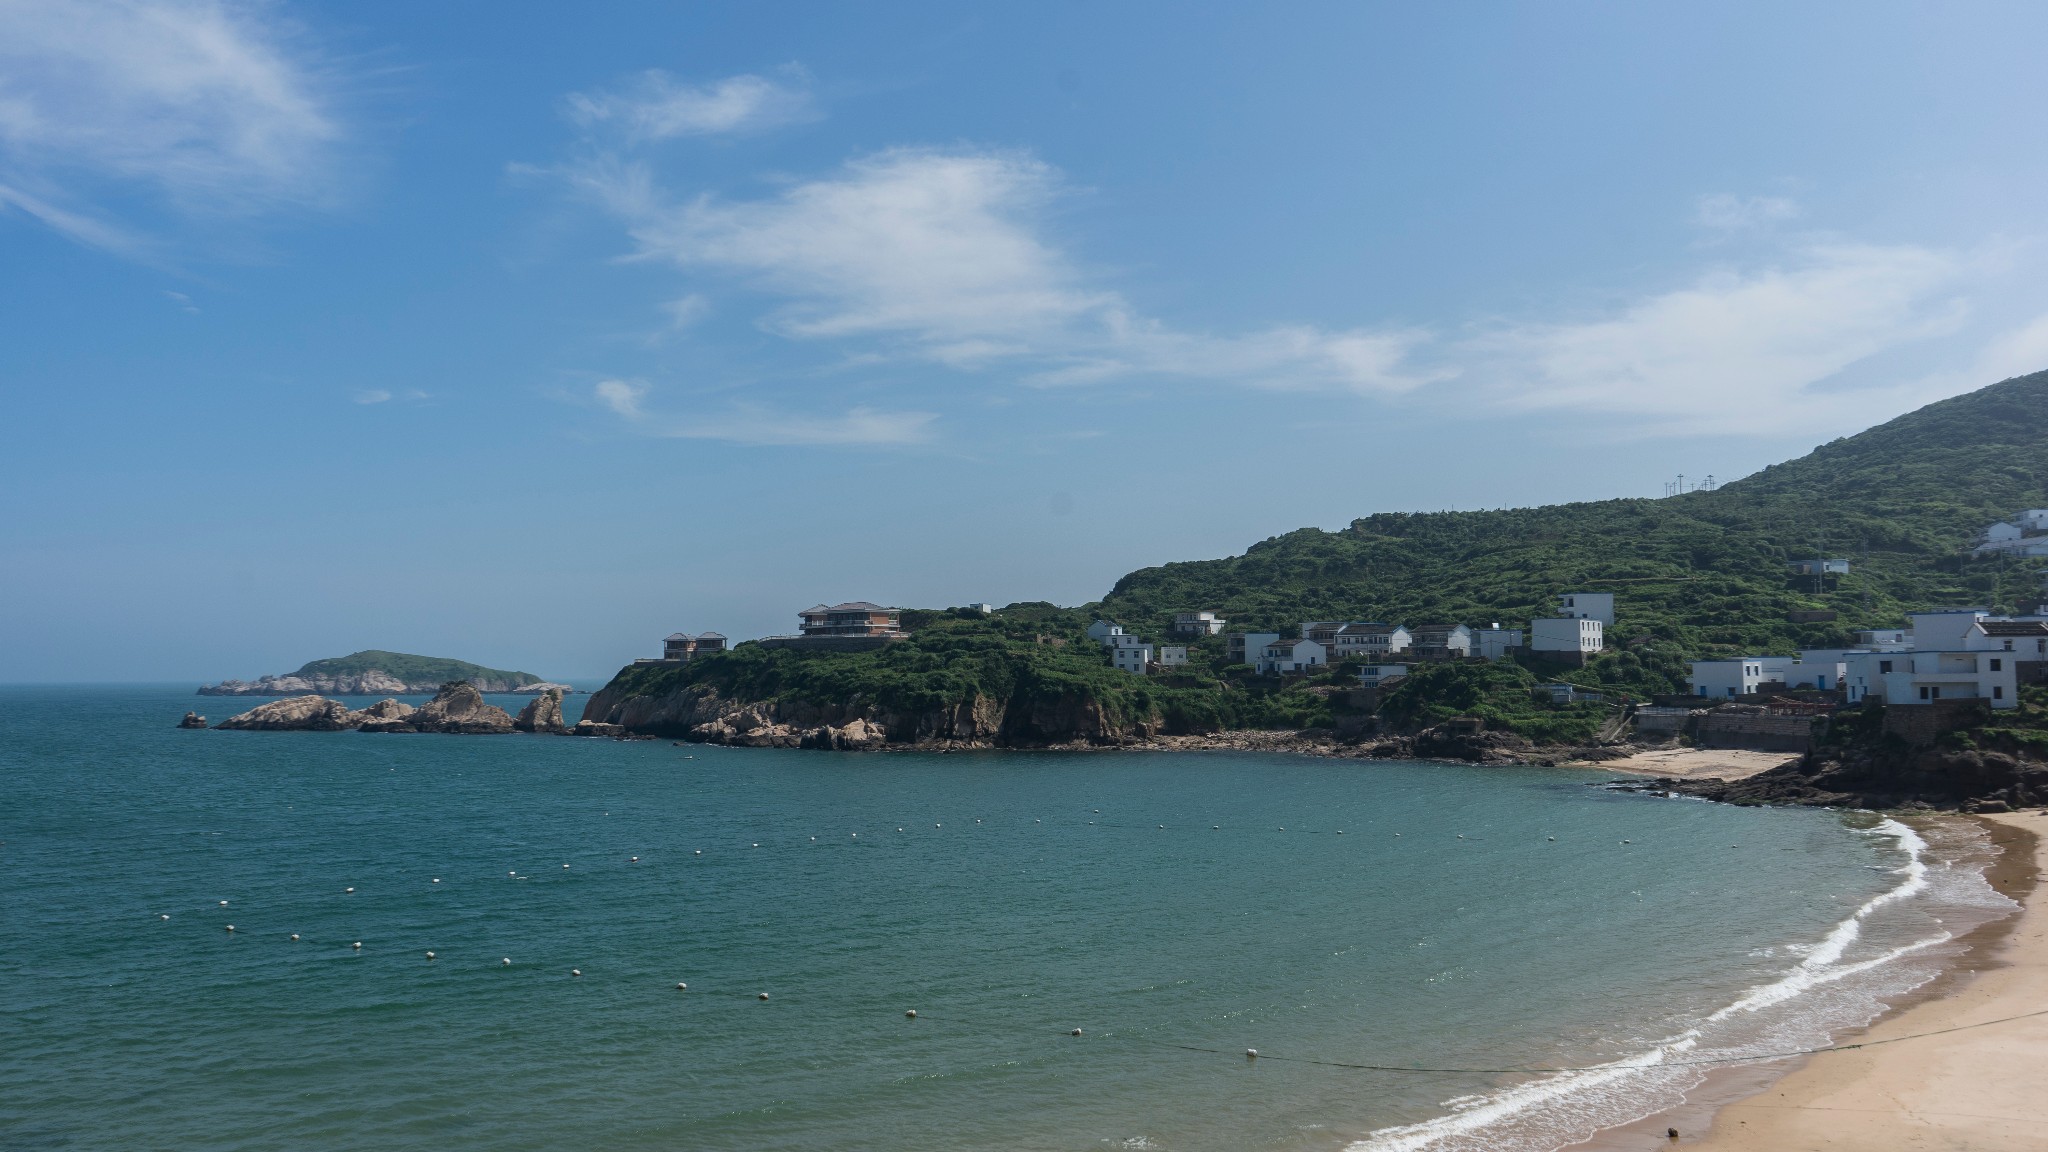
left=1259, top=637, right=1328, bottom=674
left=1474, top=625, right=1523, bottom=661
left=1557, top=593, right=1615, bottom=626
left=1172, top=611, right=1227, bottom=636
left=1111, top=641, right=1154, bottom=675
left=1157, top=645, right=1189, bottom=667
left=1226, top=632, right=1281, bottom=665
left=1087, top=620, right=1125, bottom=644
left=1329, top=623, right=1411, bottom=661
left=1845, top=649, right=2019, bottom=709
left=1689, top=657, right=1796, bottom=698
left=1531, top=617, right=1603, bottom=656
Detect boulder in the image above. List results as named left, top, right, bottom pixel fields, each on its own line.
left=176, top=711, right=208, bottom=729
left=347, top=698, right=419, bottom=733
left=216, top=696, right=352, bottom=731
left=405, top=681, right=516, bottom=734
left=514, top=688, right=566, bottom=733
left=571, top=720, right=627, bottom=737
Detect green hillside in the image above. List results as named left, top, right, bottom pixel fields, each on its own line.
left=294, top=650, right=542, bottom=686
left=1098, top=370, right=2048, bottom=696
left=595, top=370, right=2048, bottom=743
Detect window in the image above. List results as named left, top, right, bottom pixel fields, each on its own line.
left=1995, top=687, right=2005, bottom=700
left=1991, top=659, right=2002, bottom=671
left=2005, top=640, right=2015, bottom=651
left=1880, top=660, right=1893, bottom=673
left=1919, top=687, right=1930, bottom=700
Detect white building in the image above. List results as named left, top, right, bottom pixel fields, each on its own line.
left=1357, top=664, right=1408, bottom=688
left=1157, top=645, right=1189, bottom=667
left=1531, top=617, right=1603, bottom=656
left=1172, top=611, right=1227, bottom=636
left=1408, top=624, right=1474, bottom=659
left=1474, top=624, right=1523, bottom=661
left=1689, top=657, right=1795, bottom=698
left=1844, top=650, right=2019, bottom=709
left=2026, top=509, right=2048, bottom=532
left=1226, top=632, right=1281, bottom=665
left=1328, top=623, right=1411, bottom=661
left=1111, top=641, right=1154, bottom=675
left=1087, top=620, right=1125, bottom=644
left=1300, top=621, right=1349, bottom=643
left=1557, top=592, right=1615, bottom=626
left=1259, top=637, right=1329, bottom=674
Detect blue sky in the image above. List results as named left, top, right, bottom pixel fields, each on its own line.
left=6, top=1, right=2048, bottom=681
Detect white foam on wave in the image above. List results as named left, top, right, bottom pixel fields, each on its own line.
left=1345, top=818, right=2011, bottom=1152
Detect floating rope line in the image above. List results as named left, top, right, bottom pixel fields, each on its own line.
left=901, top=1006, right=2048, bottom=1076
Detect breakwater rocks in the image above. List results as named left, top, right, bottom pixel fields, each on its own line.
left=1676, top=744, right=2048, bottom=812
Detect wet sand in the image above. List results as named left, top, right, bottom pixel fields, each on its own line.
left=1591, top=812, right=2046, bottom=1151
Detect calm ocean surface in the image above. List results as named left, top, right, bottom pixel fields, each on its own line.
left=0, top=685, right=2014, bottom=1152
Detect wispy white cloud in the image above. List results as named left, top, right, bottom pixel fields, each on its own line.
left=1694, top=192, right=1800, bottom=233
left=566, top=70, right=813, bottom=141
left=162, top=288, right=199, bottom=313
left=593, top=378, right=648, bottom=419
left=577, top=146, right=1435, bottom=394
left=590, top=380, right=931, bottom=446
left=0, top=0, right=342, bottom=251
left=1466, top=243, right=1981, bottom=433
left=661, top=293, right=710, bottom=329
left=353, top=389, right=392, bottom=405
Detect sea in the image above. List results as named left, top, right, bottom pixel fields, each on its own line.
left=0, top=685, right=2019, bottom=1152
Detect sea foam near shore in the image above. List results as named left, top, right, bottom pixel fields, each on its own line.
left=1348, top=818, right=2017, bottom=1152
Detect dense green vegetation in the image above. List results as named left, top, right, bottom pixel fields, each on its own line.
left=601, top=371, right=2048, bottom=743
left=295, top=650, right=542, bottom=686
left=1101, top=370, right=2048, bottom=697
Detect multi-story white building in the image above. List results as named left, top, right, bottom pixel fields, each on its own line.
left=1473, top=625, right=1523, bottom=660
left=1843, top=650, right=2019, bottom=709
left=1258, top=637, right=1329, bottom=674
left=1087, top=620, right=1125, bottom=644
left=1111, top=641, right=1154, bottom=675
left=1356, top=663, right=1409, bottom=688
left=1171, top=611, right=1227, bottom=636
left=1226, top=632, right=1281, bottom=665
left=1689, top=657, right=1796, bottom=698
left=1328, top=623, right=1411, bottom=661
left=1408, top=624, right=1474, bottom=659
left=1531, top=617, right=1603, bottom=656
left=1557, top=592, right=1615, bottom=626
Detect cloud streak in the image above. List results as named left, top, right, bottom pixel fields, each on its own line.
left=566, top=70, right=814, bottom=140
left=0, top=0, right=342, bottom=251
left=590, top=380, right=932, bottom=447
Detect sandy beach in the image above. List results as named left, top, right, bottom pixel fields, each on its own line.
left=1643, top=812, right=2048, bottom=1151
left=1571, top=747, right=1797, bottom=781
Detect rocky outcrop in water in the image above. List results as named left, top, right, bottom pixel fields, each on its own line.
left=202, top=671, right=417, bottom=696
left=216, top=696, right=353, bottom=731
left=177, top=711, right=207, bottom=729
left=404, top=682, right=516, bottom=734
left=347, top=699, right=418, bottom=733
left=514, top=688, right=566, bottom=733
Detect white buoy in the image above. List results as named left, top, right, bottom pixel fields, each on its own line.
left=352, top=941, right=362, bottom=950
left=1337, top=830, right=1345, bottom=834
left=1279, top=827, right=1285, bottom=831
left=425, top=951, right=435, bottom=960
left=345, top=887, right=354, bottom=893
left=1035, top=819, right=1041, bottom=823
left=503, top=958, right=512, bottom=966
left=897, top=828, right=904, bottom=832
left=752, top=843, right=759, bottom=848
left=851, top=833, right=857, bottom=838
left=159, top=914, right=170, bottom=920
left=1394, top=833, right=1401, bottom=837
left=905, top=1009, right=917, bottom=1018
left=810, top=837, right=816, bottom=841
left=562, top=864, right=570, bottom=869
left=1070, top=1028, right=1083, bottom=1036
left=935, top=823, right=941, bottom=828
left=758, top=992, right=770, bottom=1001
left=676, top=982, right=687, bottom=990
left=1158, top=825, right=1165, bottom=829
left=432, top=878, right=440, bottom=884
left=219, top=900, right=229, bottom=906
left=1457, top=834, right=1464, bottom=839
left=1548, top=836, right=1556, bottom=841
left=1246, top=1048, right=1258, bottom=1058
left=509, top=870, right=516, bottom=875
left=1622, top=840, right=1632, bottom=844
left=290, top=933, right=300, bottom=941
left=630, top=856, right=639, bottom=862
left=572, top=969, right=582, bottom=977
left=975, top=819, right=981, bottom=824
left=695, top=850, right=702, bottom=855
left=225, top=924, right=235, bottom=932
left=1213, top=825, right=1220, bottom=830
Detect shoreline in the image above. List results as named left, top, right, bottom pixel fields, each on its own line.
left=1585, top=811, right=2044, bottom=1151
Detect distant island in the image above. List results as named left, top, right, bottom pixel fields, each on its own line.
left=199, top=650, right=562, bottom=696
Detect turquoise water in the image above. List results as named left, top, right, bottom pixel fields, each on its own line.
left=0, top=686, right=2012, bottom=1151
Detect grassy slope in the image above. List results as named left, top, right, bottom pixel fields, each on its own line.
left=1099, top=370, right=2048, bottom=699
left=596, top=370, right=2048, bottom=743
left=292, top=650, right=542, bottom=686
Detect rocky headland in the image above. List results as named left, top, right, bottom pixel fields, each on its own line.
left=216, top=681, right=518, bottom=734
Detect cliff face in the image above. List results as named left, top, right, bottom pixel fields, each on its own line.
left=580, top=679, right=1152, bottom=749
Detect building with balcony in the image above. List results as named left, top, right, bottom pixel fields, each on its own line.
left=798, top=602, right=903, bottom=637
